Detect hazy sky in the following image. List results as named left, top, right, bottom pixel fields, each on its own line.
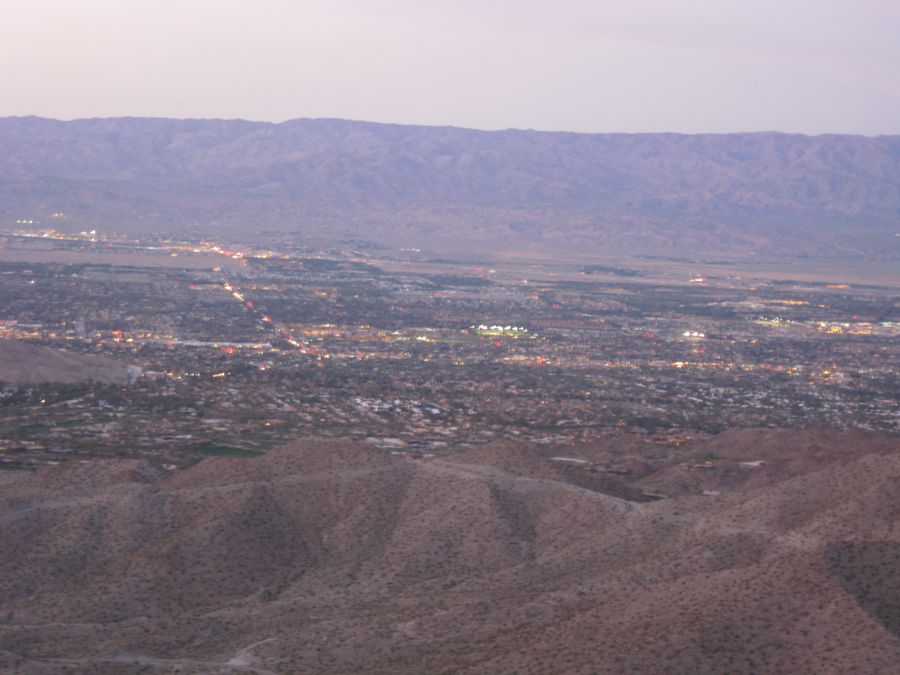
left=2, top=0, right=898, bottom=134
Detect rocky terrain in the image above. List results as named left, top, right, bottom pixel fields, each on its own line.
left=2, top=116, right=899, bottom=258
left=0, top=428, right=897, bottom=673
left=0, top=339, right=132, bottom=385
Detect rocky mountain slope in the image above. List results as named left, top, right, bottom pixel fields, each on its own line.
left=0, top=430, right=897, bottom=673
left=2, top=116, right=898, bottom=258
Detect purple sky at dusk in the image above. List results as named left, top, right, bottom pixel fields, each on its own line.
left=2, top=0, right=898, bottom=134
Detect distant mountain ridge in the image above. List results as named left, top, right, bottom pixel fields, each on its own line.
left=2, top=116, right=899, bottom=257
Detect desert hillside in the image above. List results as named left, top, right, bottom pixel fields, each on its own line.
left=0, top=339, right=132, bottom=385
left=0, top=430, right=897, bottom=673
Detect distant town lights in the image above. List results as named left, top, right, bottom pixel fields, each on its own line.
left=474, top=325, right=528, bottom=332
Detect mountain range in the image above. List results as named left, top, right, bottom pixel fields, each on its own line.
left=2, top=116, right=899, bottom=258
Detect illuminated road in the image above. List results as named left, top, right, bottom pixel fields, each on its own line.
left=220, top=277, right=313, bottom=354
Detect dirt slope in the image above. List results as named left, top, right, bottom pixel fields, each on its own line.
left=0, top=431, right=897, bottom=673
left=0, top=339, right=131, bottom=385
